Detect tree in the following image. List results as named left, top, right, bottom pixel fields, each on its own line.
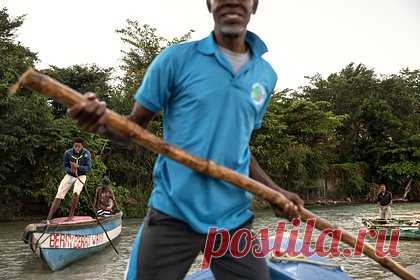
left=0, top=7, right=43, bottom=204
left=0, top=7, right=38, bottom=92
left=43, top=65, right=114, bottom=118
left=300, top=63, right=420, bottom=196
left=251, top=93, right=345, bottom=196
left=0, top=8, right=130, bottom=219
left=114, top=19, right=193, bottom=114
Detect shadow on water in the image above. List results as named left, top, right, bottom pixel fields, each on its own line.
left=1, top=203, right=419, bottom=279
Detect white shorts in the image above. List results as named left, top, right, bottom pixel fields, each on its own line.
left=379, top=206, right=392, bottom=220
left=55, top=174, right=87, bottom=199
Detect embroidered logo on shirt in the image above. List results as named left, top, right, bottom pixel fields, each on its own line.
left=251, top=83, right=266, bottom=108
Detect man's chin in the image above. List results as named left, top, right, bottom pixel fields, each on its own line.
left=220, top=25, right=246, bottom=38
left=221, top=32, right=240, bottom=39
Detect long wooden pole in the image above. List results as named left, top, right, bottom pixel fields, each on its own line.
left=10, top=68, right=417, bottom=280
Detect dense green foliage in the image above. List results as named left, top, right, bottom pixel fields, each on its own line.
left=251, top=95, right=345, bottom=198
left=0, top=8, right=418, bottom=220
left=298, top=64, right=420, bottom=197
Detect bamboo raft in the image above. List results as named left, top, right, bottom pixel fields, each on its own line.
left=362, top=213, right=420, bottom=240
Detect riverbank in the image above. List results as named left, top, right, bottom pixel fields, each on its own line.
left=2, top=196, right=419, bottom=222
left=0, top=198, right=48, bottom=222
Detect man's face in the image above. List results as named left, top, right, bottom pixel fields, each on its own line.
left=379, top=185, right=386, bottom=192
left=209, top=0, right=255, bottom=38
left=73, top=143, right=83, bottom=154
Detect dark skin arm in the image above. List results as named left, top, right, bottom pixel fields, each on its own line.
left=109, top=188, right=119, bottom=211
left=385, top=192, right=393, bottom=207
left=93, top=187, right=101, bottom=210
left=249, top=155, right=304, bottom=220
left=70, top=162, right=78, bottom=175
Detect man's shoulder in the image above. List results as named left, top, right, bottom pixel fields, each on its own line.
left=144, top=40, right=202, bottom=76
left=64, top=148, right=73, bottom=155
left=82, top=148, right=91, bottom=156
left=160, top=40, right=197, bottom=57
left=258, top=58, right=277, bottom=79
left=253, top=58, right=277, bottom=90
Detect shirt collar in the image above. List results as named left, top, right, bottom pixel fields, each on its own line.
left=197, top=31, right=268, bottom=57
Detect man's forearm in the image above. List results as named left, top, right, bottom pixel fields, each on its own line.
left=101, top=114, right=150, bottom=146
left=112, top=198, right=119, bottom=209
left=101, top=125, right=132, bottom=146
left=249, top=154, right=304, bottom=218
left=78, top=165, right=89, bottom=172
left=249, top=155, right=288, bottom=194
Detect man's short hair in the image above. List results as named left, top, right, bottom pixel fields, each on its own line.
left=101, top=176, right=111, bottom=187
left=73, top=137, right=84, bottom=145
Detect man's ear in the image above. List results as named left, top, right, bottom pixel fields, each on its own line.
left=252, top=0, right=259, bottom=14
left=207, top=0, right=211, bottom=12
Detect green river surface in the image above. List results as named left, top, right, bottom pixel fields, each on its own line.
left=1, top=203, right=419, bottom=280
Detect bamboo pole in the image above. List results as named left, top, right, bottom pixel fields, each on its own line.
left=10, top=68, right=418, bottom=280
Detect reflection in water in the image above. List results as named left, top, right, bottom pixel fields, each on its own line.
left=1, top=203, right=419, bottom=279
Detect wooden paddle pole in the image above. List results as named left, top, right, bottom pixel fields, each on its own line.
left=10, top=68, right=417, bottom=280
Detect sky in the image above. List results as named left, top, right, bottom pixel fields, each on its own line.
left=3, top=0, right=420, bottom=90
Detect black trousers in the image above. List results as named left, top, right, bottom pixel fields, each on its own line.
left=136, top=208, right=270, bottom=280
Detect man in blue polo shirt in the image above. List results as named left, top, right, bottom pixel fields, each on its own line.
left=69, top=0, right=303, bottom=279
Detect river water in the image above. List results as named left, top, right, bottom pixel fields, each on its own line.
left=1, top=203, right=419, bottom=280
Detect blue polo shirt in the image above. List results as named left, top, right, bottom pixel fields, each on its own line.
left=135, top=31, right=277, bottom=234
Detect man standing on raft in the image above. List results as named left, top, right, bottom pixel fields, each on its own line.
left=46, top=137, right=91, bottom=222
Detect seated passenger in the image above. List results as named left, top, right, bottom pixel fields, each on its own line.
left=94, top=176, right=118, bottom=217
